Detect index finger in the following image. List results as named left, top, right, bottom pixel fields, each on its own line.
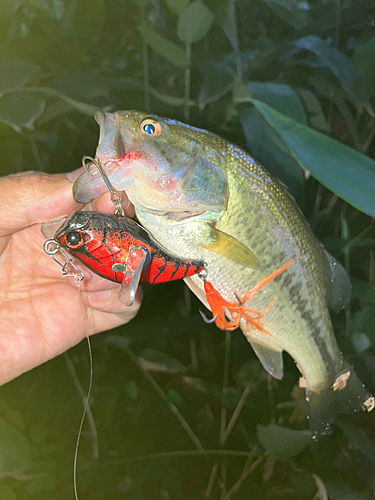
left=0, top=172, right=82, bottom=237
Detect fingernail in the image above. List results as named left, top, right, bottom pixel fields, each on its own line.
left=121, top=192, right=130, bottom=210
left=66, top=166, right=85, bottom=182
left=92, top=289, right=113, bottom=301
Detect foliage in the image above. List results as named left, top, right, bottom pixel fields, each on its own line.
left=0, top=0, right=375, bottom=498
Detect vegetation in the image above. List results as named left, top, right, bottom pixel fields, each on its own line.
left=0, top=0, right=374, bottom=498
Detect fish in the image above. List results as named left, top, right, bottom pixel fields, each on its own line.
left=73, top=110, right=374, bottom=438
left=54, top=211, right=205, bottom=305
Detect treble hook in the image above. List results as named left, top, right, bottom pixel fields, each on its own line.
left=82, top=155, right=125, bottom=217
left=44, top=239, right=84, bottom=284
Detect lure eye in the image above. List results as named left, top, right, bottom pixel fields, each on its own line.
left=65, top=232, right=82, bottom=247
left=140, top=118, right=162, bottom=136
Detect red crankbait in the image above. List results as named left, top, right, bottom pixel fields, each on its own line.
left=54, top=211, right=205, bottom=305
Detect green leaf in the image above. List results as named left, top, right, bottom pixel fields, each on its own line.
left=0, top=55, right=40, bottom=96
left=353, top=36, right=375, bottom=101
left=0, top=486, right=17, bottom=500
left=251, top=99, right=375, bottom=218
left=214, top=0, right=239, bottom=52
left=241, top=108, right=304, bottom=198
left=298, top=89, right=330, bottom=133
left=247, top=82, right=306, bottom=124
left=0, top=92, right=45, bottom=132
left=137, top=26, right=188, bottom=67
left=259, top=0, right=309, bottom=30
left=309, top=76, right=359, bottom=147
left=0, top=0, right=14, bottom=17
left=164, top=0, right=190, bottom=16
left=139, top=349, right=186, bottom=374
left=290, top=36, right=360, bottom=100
left=177, top=0, right=214, bottom=44
left=257, top=424, right=311, bottom=461
left=26, top=86, right=98, bottom=115
left=0, top=416, right=32, bottom=476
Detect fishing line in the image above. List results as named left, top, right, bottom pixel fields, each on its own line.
left=73, top=280, right=94, bottom=500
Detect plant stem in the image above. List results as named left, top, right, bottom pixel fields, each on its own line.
left=220, top=331, right=231, bottom=444
left=229, top=0, right=242, bottom=81
left=184, top=42, right=192, bottom=121
left=125, top=346, right=204, bottom=451
left=139, top=2, right=150, bottom=111
left=334, top=0, right=341, bottom=48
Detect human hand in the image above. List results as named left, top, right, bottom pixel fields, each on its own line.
left=0, top=171, right=141, bottom=385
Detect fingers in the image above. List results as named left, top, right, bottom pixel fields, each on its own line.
left=0, top=171, right=82, bottom=237
left=82, top=287, right=143, bottom=334
left=67, top=165, right=135, bottom=217
left=66, top=271, right=142, bottom=329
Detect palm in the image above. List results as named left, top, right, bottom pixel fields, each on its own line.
left=0, top=221, right=139, bottom=384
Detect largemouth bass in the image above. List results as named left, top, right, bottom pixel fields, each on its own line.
left=73, top=111, right=374, bottom=438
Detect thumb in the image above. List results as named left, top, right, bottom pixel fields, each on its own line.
left=0, top=171, right=82, bottom=237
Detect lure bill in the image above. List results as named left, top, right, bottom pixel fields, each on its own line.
left=53, top=211, right=205, bottom=305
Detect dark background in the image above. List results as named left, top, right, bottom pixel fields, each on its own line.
left=0, top=0, right=375, bottom=498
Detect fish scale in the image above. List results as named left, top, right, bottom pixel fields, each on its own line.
left=73, top=110, right=374, bottom=438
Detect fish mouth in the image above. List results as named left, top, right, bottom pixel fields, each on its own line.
left=73, top=112, right=136, bottom=204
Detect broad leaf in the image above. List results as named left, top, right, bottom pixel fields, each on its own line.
left=353, top=36, right=375, bottom=101
left=164, top=0, right=190, bottom=16
left=338, top=421, right=375, bottom=465
left=252, top=99, right=375, bottom=218
left=0, top=55, right=40, bottom=95
left=289, top=36, right=360, bottom=100
left=177, top=0, right=214, bottom=44
left=137, top=26, right=188, bottom=67
left=241, top=108, right=304, bottom=198
left=0, top=0, right=13, bottom=17
left=259, top=0, right=309, bottom=30
left=246, top=81, right=306, bottom=124
left=257, top=424, right=311, bottom=461
left=297, top=89, right=329, bottom=133
left=0, top=92, right=45, bottom=132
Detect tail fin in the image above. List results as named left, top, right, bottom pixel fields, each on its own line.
left=306, top=360, right=374, bottom=440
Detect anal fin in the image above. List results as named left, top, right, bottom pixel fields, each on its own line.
left=249, top=340, right=284, bottom=380
left=324, top=250, right=351, bottom=313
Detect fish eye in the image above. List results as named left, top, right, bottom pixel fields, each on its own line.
left=65, top=232, right=82, bottom=247
left=140, top=118, right=162, bottom=136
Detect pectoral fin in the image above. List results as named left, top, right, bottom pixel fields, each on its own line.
left=204, top=227, right=263, bottom=270
left=249, top=340, right=284, bottom=380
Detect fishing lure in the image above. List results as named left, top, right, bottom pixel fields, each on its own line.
left=202, top=258, right=296, bottom=333
left=53, top=211, right=205, bottom=306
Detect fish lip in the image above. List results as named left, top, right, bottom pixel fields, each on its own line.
left=95, top=111, right=136, bottom=163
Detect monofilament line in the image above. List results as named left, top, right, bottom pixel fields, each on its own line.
left=73, top=282, right=94, bottom=500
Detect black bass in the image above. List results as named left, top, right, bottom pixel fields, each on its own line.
left=73, top=111, right=374, bottom=438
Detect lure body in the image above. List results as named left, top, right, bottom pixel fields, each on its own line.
left=54, top=211, right=204, bottom=285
